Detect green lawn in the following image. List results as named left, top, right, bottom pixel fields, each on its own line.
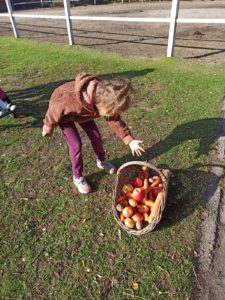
left=1, top=37, right=225, bottom=299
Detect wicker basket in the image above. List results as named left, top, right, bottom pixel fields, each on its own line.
left=112, top=161, right=170, bottom=236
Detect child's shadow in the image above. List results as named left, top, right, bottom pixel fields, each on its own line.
left=145, top=117, right=224, bottom=160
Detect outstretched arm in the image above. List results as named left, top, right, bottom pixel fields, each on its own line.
left=105, top=116, right=145, bottom=156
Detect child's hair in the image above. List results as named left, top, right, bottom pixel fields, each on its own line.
left=95, top=78, right=133, bottom=116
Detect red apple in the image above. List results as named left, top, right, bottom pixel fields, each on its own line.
left=137, top=204, right=150, bottom=214
left=132, top=212, right=144, bottom=222
left=152, top=187, right=163, bottom=198
left=123, top=206, right=135, bottom=218
left=131, top=177, right=143, bottom=188
left=132, top=188, right=143, bottom=202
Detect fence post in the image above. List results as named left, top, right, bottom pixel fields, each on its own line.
left=5, top=0, right=19, bottom=38
left=63, top=0, right=74, bottom=45
left=167, top=0, right=180, bottom=57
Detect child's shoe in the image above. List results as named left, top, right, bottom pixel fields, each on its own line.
left=73, top=176, right=92, bottom=194
left=96, top=159, right=117, bottom=174
left=7, top=104, right=17, bottom=111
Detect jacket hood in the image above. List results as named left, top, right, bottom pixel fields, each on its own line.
left=74, top=73, right=99, bottom=111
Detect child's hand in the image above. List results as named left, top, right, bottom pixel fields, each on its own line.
left=42, top=130, right=51, bottom=137
left=129, top=140, right=145, bottom=156
left=42, top=125, right=52, bottom=137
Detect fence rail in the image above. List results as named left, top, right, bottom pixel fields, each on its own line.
left=1, top=0, right=225, bottom=57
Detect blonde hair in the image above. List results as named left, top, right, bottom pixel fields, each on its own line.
left=95, top=78, right=133, bottom=116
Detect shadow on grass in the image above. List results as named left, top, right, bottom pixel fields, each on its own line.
left=88, top=117, right=225, bottom=230
left=144, top=117, right=225, bottom=229
left=145, top=118, right=223, bottom=160
left=2, top=71, right=223, bottom=230
left=156, top=163, right=224, bottom=231
left=0, top=68, right=154, bottom=130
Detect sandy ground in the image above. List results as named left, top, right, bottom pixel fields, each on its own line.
left=1, top=1, right=225, bottom=64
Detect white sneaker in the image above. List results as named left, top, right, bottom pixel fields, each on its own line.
left=8, top=104, right=17, bottom=111
left=96, top=160, right=117, bottom=174
left=73, top=176, right=92, bottom=194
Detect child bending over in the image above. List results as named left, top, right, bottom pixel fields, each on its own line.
left=42, top=73, right=144, bottom=194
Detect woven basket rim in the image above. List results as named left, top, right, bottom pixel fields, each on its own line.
left=116, top=161, right=167, bottom=182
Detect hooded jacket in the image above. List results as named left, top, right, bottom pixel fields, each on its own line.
left=43, top=73, right=133, bottom=145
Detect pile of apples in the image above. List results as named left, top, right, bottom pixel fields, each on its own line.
left=115, top=166, right=164, bottom=231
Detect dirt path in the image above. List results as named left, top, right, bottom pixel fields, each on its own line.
left=1, top=1, right=225, bottom=64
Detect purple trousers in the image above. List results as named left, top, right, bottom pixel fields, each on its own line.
left=60, top=120, right=105, bottom=178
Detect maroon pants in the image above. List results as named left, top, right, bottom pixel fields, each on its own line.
left=60, top=120, right=105, bottom=178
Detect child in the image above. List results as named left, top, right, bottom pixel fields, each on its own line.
left=42, top=73, right=144, bottom=194
left=0, top=87, right=17, bottom=117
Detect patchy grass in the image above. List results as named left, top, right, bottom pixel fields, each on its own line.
left=1, top=36, right=225, bottom=299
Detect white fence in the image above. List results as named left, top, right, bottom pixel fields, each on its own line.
left=1, top=0, right=225, bottom=57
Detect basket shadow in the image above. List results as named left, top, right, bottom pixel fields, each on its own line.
left=155, top=163, right=224, bottom=231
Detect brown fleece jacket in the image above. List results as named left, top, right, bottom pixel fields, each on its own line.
left=43, top=73, right=133, bottom=145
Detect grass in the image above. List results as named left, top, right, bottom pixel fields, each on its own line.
left=1, top=36, right=225, bottom=299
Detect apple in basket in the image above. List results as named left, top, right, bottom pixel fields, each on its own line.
left=137, top=204, right=150, bottom=214
left=132, top=212, right=144, bottom=223
left=131, top=177, right=143, bottom=188
left=132, top=188, right=143, bottom=202
left=123, top=206, right=135, bottom=218
left=122, top=184, right=134, bottom=193
left=128, top=199, right=138, bottom=207
left=152, top=187, right=163, bottom=198
left=124, top=218, right=135, bottom=229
